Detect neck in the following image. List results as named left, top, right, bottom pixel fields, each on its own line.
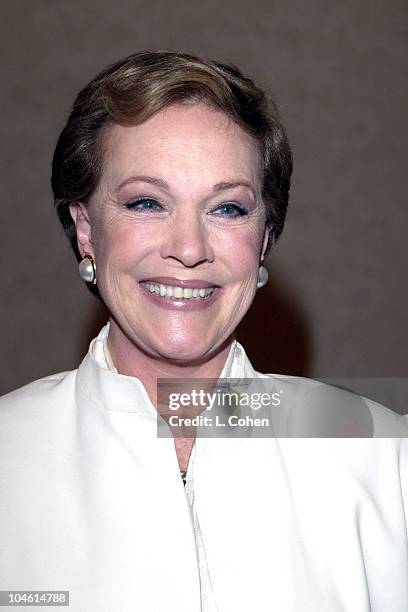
left=106, top=318, right=235, bottom=408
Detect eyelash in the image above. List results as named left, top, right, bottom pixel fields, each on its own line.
left=125, top=197, right=164, bottom=212
left=124, top=197, right=249, bottom=218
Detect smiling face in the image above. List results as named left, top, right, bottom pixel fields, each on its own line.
left=71, top=103, right=269, bottom=364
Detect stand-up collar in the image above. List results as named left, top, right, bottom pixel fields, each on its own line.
left=75, top=323, right=255, bottom=414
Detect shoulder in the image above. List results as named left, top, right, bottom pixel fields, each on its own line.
left=0, top=369, right=80, bottom=472
left=0, top=369, right=78, bottom=422
left=247, top=365, right=408, bottom=438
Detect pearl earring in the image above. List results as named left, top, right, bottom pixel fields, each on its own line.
left=78, top=255, right=96, bottom=284
left=257, top=264, right=268, bottom=289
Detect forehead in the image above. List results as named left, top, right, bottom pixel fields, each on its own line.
left=100, top=103, right=261, bottom=189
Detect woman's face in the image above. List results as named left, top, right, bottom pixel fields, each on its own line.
left=72, top=103, right=269, bottom=363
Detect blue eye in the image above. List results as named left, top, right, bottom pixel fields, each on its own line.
left=125, top=197, right=164, bottom=211
left=211, top=203, right=248, bottom=218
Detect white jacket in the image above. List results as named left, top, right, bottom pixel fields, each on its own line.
left=0, top=325, right=407, bottom=612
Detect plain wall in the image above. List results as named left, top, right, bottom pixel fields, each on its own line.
left=0, top=0, right=407, bottom=396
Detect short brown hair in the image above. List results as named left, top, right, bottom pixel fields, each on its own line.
left=51, top=50, right=292, bottom=291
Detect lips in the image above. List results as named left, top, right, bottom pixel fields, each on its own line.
left=138, top=278, right=221, bottom=311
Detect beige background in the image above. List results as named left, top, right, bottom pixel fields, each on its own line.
left=0, top=0, right=407, bottom=395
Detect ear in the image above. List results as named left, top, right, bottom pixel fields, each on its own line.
left=260, top=224, right=270, bottom=261
left=69, top=202, right=95, bottom=259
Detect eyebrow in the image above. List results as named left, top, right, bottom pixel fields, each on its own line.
left=114, top=175, right=255, bottom=196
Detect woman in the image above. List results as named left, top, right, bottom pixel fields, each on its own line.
left=0, top=51, right=407, bottom=612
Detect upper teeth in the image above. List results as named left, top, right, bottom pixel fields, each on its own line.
left=143, top=282, right=215, bottom=299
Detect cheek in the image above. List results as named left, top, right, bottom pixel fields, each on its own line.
left=217, top=225, right=263, bottom=274
left=93, top=216, right=158, bottom=269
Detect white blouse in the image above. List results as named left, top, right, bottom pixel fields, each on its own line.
left=0, top=323, right=407, bottom=611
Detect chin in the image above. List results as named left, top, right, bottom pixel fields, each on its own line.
left=151, top=334, right=217, bottom=364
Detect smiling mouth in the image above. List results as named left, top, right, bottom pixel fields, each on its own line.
left=141, top=281, right=215, bottom=300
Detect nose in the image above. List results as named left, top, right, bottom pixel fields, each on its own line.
left=159, top=210, right=214, bottom=267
